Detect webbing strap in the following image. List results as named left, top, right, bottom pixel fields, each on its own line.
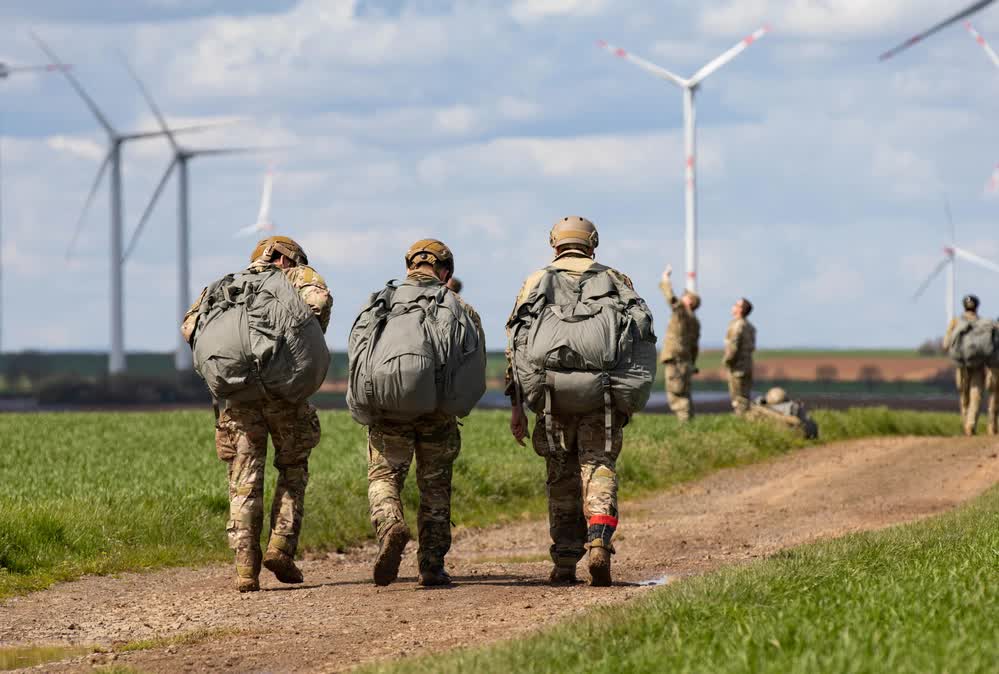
left=601, top=372, right=613, bottom=454
left=544, top=372, right=558, bottom=455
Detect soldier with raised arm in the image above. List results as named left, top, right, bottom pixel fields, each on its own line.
left=659, top=265, right=701, bottom=422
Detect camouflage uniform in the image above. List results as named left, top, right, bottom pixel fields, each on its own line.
left=745, top=397, right=818, bottom=440
left=944, top=311, right=986, bottom=435
left=506, top=250, right=633, bottom=568
left=724, top=317, right=756, bottom=415
left=182, top=259, right=332, bottom=584
left=659, top=277, right=700, bottom=422
left=367, top=271, right=484, bottom=576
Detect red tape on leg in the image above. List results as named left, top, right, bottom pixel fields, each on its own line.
left=589, top=515, right=618, bottom=527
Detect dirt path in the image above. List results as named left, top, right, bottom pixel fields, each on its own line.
left=3, top=436, right=997, bottom=673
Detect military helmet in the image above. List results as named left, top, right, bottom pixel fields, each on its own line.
left=250, top=235, right=308, bottom=266
left=766, top=387, right=788, bottom=405
left=405, top=238, right=454, bottom=274
left=963, top=294, right=980, bottom=311
left=549, top=216, right=599, bottom=250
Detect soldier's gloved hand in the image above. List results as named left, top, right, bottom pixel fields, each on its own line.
left=662, top=265, right=672, bottom=284
left=510, top=404, right=529, bottom=447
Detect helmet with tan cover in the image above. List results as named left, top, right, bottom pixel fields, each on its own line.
left=549, top=216, right=599, bottom=250
left=765, top=387, right=788, bottom=405
left=250, top=235, right=308, bottom=266
left=405, top=238, right=454, bottom=277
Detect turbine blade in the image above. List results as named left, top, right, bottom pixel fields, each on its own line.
left=123, top=157, right=177, bottom=262
left=966, top=21, right=999, bottom=67
left=986, top=164, right=999, bottom=194
left=913, top=257, right=951, bottom=300
left=688, top=25, right=770, bottom=86
left=66, top=149, right=112, bottom=259
left=596, top=40, right=688, bottom=87
left=29, top=32, right=115, bottom=135
left=953, top=246, right=999, bottom=274
left=8, top=64, right=69, bottom=74
left=119, top=55, right=179, bottom=153
left=879, top=0, right=996, bottom=61
left=257, top=169, right=274, bottom=225
left=121, top=117, right=248, bottom=141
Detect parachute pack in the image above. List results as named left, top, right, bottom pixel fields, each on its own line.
left=191, top=269, right=331, bottom=404
left=346, top=279, right=486, bottom=426
left=747, top=399, right=819, bottom=440
left=507, top=263, right=657, bottom=452
left=947, top=317, right=998, bottom=367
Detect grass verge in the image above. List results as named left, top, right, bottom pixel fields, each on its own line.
left=370, top=484, right=999, bottom=674
left=0, top=408, right=960, bottom=599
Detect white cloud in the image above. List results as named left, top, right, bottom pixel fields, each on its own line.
left=45, top=135, right=105, bottom=161
left=511, top=0, right=610, bottom=23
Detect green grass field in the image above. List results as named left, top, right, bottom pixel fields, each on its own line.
left=0, top=409, right=961, bottom=600
left=374, top=484, right=999, bottom=674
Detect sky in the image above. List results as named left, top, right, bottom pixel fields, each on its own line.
left=1, top=0, right=998, bottom=355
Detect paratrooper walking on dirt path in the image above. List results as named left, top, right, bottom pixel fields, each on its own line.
left=943, top=294, right=990, bottom=436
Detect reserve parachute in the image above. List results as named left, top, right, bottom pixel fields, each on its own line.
left=947, top=317, right=998, bottom=367
left=346, top=279, right=486, bottom=425
left=507, top=263, right=657, bottom=451
left=191, top=269, right=330, bottom=403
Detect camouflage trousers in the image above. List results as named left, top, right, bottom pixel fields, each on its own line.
left=664, top=360, right=694, bottom=422
left=727, top=369, right=753, bottom=415
left=215, top=401, right=321, bottom=580
left=956, top=366, right=987, bottom=435
left=986, top=368, right=999, bottom=435
left=367, top=417, right=461, bottom=573
left=531, top=410, right=624, bottom=568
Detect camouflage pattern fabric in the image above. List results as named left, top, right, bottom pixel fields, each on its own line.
left=664, top=361, right=694, bottom=422
left=987, top=368, right=999, bottom=435
left=957, top=366, right=987, bottom=435
left=182, top=259, right=332, bottom=344
left=724, top=317, right=756, bottom=415
left=745, top=398, right=818, bottom=439
left=215, top=400, right=322, bottom=580
left=503, top=250, right=634, bottom=400
left=530, top=410, right=624, bottom=568
left=659, top=277, right=700, bottom=364
left=367, top=414, right=461, bottom=573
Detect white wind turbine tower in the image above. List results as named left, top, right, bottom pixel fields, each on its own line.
left=599, top=26, right=769, bottom=293
left=121, top=62, right=260, bottom=373
left=912, top=200, right=999, bottom=323
left=30, top=33, right=198, bottom=376
left=235, top=168, right=277, bottom=237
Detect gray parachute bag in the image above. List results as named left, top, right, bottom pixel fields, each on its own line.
left=507, top=263, right=657, bottom=452
left=191, top=269, right=330, bottom=404
left=947, top=317, right=997, bottom=367
left=346, top=279, right=486, bottom=426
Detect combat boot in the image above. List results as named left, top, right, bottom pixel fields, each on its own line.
left=373, top=522, right=410, bottom=586
left=263, top=549, right=304, bottom=584
left=548, top=564, right=578, bottom=586
left=236, top=576, right=260, bottom=593
left=234, top=548, right=261, bottom=593
left=417, top=567, right=452, bottom=587
left=588, top=543, right=613, bottom=587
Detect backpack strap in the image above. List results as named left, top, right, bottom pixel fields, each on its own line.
left=601, top=372, right=613, bottom=454
left=544, top=371, right=559, bottom=454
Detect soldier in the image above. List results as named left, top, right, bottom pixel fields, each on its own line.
left=507, top=216, right=640, bottom=587
left=746, top=387, right=818, bottom=439
left=182, top=236, right=332, bottom=593
left=724, top=297, right=756, bottom=415
left=659, top=265, right=701, bottom=422
left=366, top=240, right=484, bottom=587
left=943, top=295, right=987, bottom=435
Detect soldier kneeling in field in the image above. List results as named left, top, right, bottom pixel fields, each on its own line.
left=182, top=236, right=332, bottom=592
left=745, top=388, right=819, bottom=440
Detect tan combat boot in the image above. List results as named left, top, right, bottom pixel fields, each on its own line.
left=263, top=549, right=304, bottom=584
left=235, top=549, right=261, bottom=593
left=588, top=543, right=613, bottom=587
left=373, top=522, right=410, bottom=586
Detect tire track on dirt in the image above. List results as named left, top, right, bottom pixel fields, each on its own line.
left=2, top=435, right=997, bottom=673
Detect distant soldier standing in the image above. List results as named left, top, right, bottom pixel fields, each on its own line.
left=943, top=295, right=990, bottom=436
left=182, top=236, right=332, bottom=592
left=724, top=298, right=756, bottom=415
left=507, top=217, right=657, bottom=587
left=659, top=265, right=701, bottom=422
left=347, top=240, right=486, bottom=587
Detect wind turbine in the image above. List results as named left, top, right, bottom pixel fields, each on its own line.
left=880, top=0, right=996, bottom=61
left=31, top=33, right=217, bottom=376
left=0, top=58, right=66, bottom=357
left=235, top=168, right=277, bottom=237
left=121, top=62, right=260, bottom=372
left=964, top=23, right=999, bottom=194
left=598, top=26, right=770, bottom=293
left=913, top=200, right=999, bottom=323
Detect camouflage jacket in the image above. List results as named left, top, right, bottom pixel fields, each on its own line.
left=659, top=277, right=700, bottom=364
left=723, top=317, right=756, bottom=373
left=503, top=250, right=635, bottom=401
left=943, top=310, right=980, bottom=352
left=181, top=259, right=333, bottom=345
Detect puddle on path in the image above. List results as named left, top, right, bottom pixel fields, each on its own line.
left=0, top=645, right=91, bottom=671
